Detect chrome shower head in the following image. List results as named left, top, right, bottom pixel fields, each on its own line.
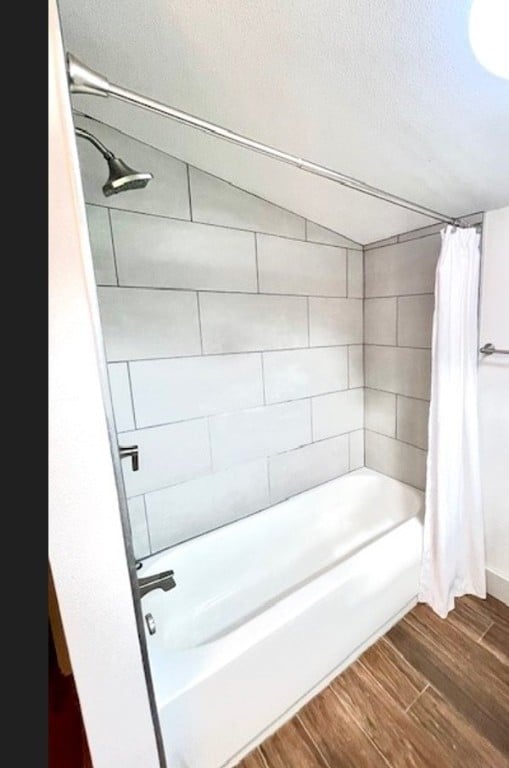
left=75, top=126, right=153, bottom=197
left=103, top=156, right=153, bottom=196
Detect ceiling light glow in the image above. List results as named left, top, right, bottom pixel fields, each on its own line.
left=469, top=0, right=509, bottom=80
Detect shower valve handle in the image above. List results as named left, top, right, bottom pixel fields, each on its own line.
left=119, top=444, right=139, bottom=472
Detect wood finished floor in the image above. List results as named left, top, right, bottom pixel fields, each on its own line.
left=236, top=595, right=509, bottom=768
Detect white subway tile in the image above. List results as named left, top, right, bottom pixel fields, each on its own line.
left=129, top=354, right=263, bottom=427
left=309, top=298, right=363, bottom=346
left=312, top=389, right=363, bottom=440
left=257, top=234, right=346, bottom=296
left=111, top=210, right=257, bottom=292
left=365, top=298, right=397, bottom=345
left=347, top=250, right=363, bottom=297
left=210, top=400, right=311, bottom=470
left=127, top=497, right=150, bottom=559
left=76, top=118, right=190, bottom=219
left=120, top=420, right=211, bottom=496
left=200, top=292, right=307, bottom=353
left=107, top=363, right=135, bottom=432
left=365, top=388, right=396, bottom=436
left=145, top=460, right=269, bottom=549
left=365, top=346, right=431, bottom=400
left=263, top=347, right=348, bottom=403
left=269, top=435, right=350, bottom=503
left=397, top=396, right=430, bottom=450
left=348, top=345, right=364, bottom=388
left=85, top=205, right=116, bottom=285
left=306, top=221, right=362, bottom=249
left=349, top=430, right=364, bottom=470
left=398, top=295, right=434, bottom=348
left=365, top=431, right=426, bottom=490
left=189, top=167, right=305, bottom=238
left=365, top=235, right=440, bottom=297
left=97, top=287, right=201, bottom=361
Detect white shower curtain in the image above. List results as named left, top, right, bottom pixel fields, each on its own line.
left=418, top=225, right=486, bottom=618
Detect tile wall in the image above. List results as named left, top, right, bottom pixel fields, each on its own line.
left=77, top=118, right=364, bottom=558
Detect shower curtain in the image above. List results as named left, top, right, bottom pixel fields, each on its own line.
left=418, top=225, right=486, bottom=618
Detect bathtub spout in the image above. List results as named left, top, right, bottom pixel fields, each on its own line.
left=138, top=570, right=176, bottom=598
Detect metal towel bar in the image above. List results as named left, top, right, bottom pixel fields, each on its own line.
left=479, top=343, right=509, bottom=356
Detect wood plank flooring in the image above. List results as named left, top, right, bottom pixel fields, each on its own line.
left=236, top=595, right=509, bottom=768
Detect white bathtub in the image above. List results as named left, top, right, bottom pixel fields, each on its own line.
left=140, top=467, right=424, bottom=768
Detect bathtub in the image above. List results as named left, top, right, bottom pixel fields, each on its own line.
left=139, top=467, right=424, bottom=768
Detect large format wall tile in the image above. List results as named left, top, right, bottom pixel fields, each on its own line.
left=365, top=298, right=397, bottom=345
left=306, top=221, right=362, bottom=249
left=76, top=118, right=190, bottom=219
left=365, top=388, right=396, bottom=437
left=129, top=354, right=263, bottom=427
left=210, top=400, right=311, bottom=470
left=397, top=396, right=430, bottom=450
left=365, top=235, right=440, bottom=297
left=269, top=435, right=350, bottom=503
left=112, top=210, right=257, bottom=292
left=120, top=420, right=211, bottom=496
left=145, top=460, right=270, bottom=550
left=309, top=298, right=363, bottom=346
left=127, top=497, right=150, bottom=560
left=98, top=287, right=201, bottom=361
left=349, top=430, right=365, bottom=470
left=189, top=167, right=305, bottom=238
left=398, top=295, right=434, bottom=348
left=86, top=205, right=116, bottom=285
left=347, top=250, right=364, bottom=298
left=365, top=431, right=427, bottom=490
left=348, top=345, right=364, bottom=388
left=365, top=345, right=431, bottom=400
left=256, top=234, right=346, bottom=296
left=107, top=362, right=135, bottom=432
left=312, top=389, right=363, bottom=441
left=263, top=347, right=348, bottom=403
left=199, top=292, right=308, bottom=353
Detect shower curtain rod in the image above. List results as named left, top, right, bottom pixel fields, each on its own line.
left=67, top=54, right=463, bottom=227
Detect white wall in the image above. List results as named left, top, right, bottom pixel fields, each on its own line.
left=479, top=205, right=509, bottom=604
left=49, top=2, right=162, bottom=765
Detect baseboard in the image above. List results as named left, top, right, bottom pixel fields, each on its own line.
left=486, top=567, right=509, bottom=606
left=223, top=595, right=417, bottom=768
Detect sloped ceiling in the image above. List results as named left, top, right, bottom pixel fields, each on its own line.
left=58, top=0, right=509, bottom=243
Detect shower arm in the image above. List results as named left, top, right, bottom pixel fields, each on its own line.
left=67, top=54, right=464, bottom=227
left=75, top=125, right=114, bottom=159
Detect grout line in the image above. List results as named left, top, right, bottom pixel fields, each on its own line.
left=328, top=684, right=392, bottom=768
left=116, top=386, right=365, bottom=433
left=142, top=495, right=153, bottom=555
left=477, top=620, right=495, bottom=643
left=364, top=386, right=430, bottom=404
left=296, top=714, right=333, bottom=768
left=83, top=201, right=361, bottom=250
left=364, top=292, right=434, bottom=300
left=254, top=233, right=260, bottom=292
left=186, top=164, right=193, bottom=221
left=404, top=682, right=430, bottom=713
left=107, top=208, right=121, bottom=286
left=125, top=362, right=138, bottom=429
left=97, top=282, right=353, bottom=301
left=196, top=293, right=204, bottom=354
left=109, top=343, right=354, bottom=364
left=365, top=428, right=426, bottom=453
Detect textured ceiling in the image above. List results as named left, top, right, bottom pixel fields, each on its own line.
left=58, top=0, right=509, bottom=243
